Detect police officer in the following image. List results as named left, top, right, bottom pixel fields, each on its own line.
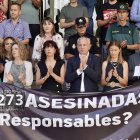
left=105, top=3, right=139, bottom=61
left=64, top=17, right=101, bottom=60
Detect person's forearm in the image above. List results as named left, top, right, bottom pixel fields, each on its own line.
left=97, top=19, right=110, bottom=27
left=17, top=0, right=25, bottom=4
left=60, top=21, right=75, bottom=29
left=0, top=5, right=8, bottom=14
left=20, top=39, right=29, bottom=46
left=116, top=75, right=128, bottom=87
left=127, top=44, right=139, bottom=50
left=51, top=73, right=64, bottom=85
left=101, top=76, right=111, bottom=86
left=36, top=75, right=49, bottom=86
left=64, top=54, right=74, bottom=60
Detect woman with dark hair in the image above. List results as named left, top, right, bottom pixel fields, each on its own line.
left=3, top=42, right=33, bottom=88
left=101, top=41, right=128, bottom=92
left=32, top=17, right=64, bottom=61
left=0, top=37, right=16, bottom=82
left=35, top=40, right=65, bottom=93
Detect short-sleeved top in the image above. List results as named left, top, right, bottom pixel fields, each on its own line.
left=103, top=61, right=123, bottom=92
left=0, top=19, right=31, bottom=41
left=0, top=0, right=6, bottom=23
left=65, top=33, right=101, bottom=56
left=10, top=63, right=26, bottom=88
left=20, top=0, right=40, bottom=24
left=96, top=2, right=120, bottom=44
left=60, top=3, right=89, bottom=39
left=105, top=22, right=139, bottom=58
left=38, top=60, right=64, bottom=93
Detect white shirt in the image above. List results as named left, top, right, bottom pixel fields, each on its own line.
left=76, top=53, right=89, bottom=92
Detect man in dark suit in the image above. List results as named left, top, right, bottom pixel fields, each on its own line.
left=66, top=37, right=101, bottom=93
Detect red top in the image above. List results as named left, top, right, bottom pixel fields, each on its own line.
left=0, top=0, right=6, bottom=23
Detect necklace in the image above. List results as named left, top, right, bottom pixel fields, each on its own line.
left=110, top=61, right=119, bottom=69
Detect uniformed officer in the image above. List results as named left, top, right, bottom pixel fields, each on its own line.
left=105, top=3, right=139, bottom=61
left=64, top=17, right=101, bottom=60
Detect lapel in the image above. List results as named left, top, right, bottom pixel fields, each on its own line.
left=87, top=53, right=93, bottom=66
left=75, top=53, right=93, bottom=67
left=75, top=55, right=80, bottom=67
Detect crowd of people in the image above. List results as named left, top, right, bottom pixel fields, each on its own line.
left=0, top=0, right=140, bottom=93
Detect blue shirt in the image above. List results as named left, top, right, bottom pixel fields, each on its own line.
left=130, top=0, right=140, bottom=29
left=0, top=19, right=31, bottom=41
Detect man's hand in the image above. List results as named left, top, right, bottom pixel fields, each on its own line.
left=121, top=40, right=127, bottom=48
left=80, top=55, right=87, bottom=69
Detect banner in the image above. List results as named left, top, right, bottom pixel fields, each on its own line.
left=0, top=82, right=140, bottom=140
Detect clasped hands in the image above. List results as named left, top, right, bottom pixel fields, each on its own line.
left=44, top=65, right=54, bottom=79
left=79, top=55, right=88, bottom=72
left=107, top=68, right=119, bottom=80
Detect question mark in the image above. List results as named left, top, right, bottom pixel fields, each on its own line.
left=123, top=112, right=132, bottom=124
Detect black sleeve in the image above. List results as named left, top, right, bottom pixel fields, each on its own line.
left=90, top=36, right=101, bottom=55
left=65, top=58, right=79, bottom=83
left=64, top=37, right=73, bottom=54
left=96, top=4, right=103, bottom=20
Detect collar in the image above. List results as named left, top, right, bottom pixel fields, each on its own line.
left=117, top=21, right=129, bottom=27
left=79, top=52, right=89, bottom=59
left=77, top=32, right=88, bottom=37
left=9, top=18, right=21, bottom=24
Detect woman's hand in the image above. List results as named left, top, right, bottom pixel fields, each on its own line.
left=18, top=73, right=25, bottom=83
left=112, top=68, right=119, bottom=78
left=108, top=69, right=113, bottom=79
left=48, top=66, right=53, bottom=75
left=6, top=73, right=14, bottom=83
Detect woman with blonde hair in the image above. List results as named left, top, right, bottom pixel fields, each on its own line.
left=3, top=42, right=33, bottom=88
left=32, top=17, right=64, bottom=61
left=101, top=41, right=128, bottom=92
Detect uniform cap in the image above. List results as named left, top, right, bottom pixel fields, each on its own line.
left=118, top=3, right=129, bottom=11
left=75, top=17, right=86, bottom=27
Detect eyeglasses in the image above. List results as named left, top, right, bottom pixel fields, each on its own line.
left=5, top=43, right=14, bottom=46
